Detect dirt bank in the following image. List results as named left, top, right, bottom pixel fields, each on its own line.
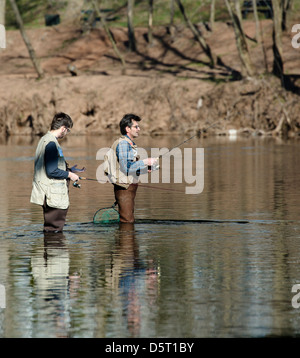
left=0, top=21, right=299, bottom=137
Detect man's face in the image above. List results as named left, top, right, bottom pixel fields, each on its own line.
left=59, top=126, right=71, bottom=138
left=127, top=120, right=140, bottom=139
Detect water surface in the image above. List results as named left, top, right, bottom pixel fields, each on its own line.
left=0, top=135, right=299, bottom=338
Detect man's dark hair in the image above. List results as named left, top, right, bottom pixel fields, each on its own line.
left=119, top=113, right=141, bottom=135
left=50, top=112, right=73, bottom=130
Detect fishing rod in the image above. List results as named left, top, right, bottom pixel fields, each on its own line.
left=73, top=177, right=184, bottom=192
left=158, top=119, right=219, bottom=159
left=73, top=177, right=97, bottom=188
left=147, top=119, right=219, bottom=171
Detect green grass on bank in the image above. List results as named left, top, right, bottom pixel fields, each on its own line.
left=5, top=0, right=215, bottom=29
left=5, top=0, right=300, bottom=30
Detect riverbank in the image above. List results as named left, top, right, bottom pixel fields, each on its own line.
left=0, top=21, right=299, bottom=137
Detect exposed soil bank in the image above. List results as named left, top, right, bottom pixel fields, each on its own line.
left=0, top=21, right=299, bottom=137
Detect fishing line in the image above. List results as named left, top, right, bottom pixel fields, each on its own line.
left=147, top=120, right=219, bottom=172
left=157, top=119, right=219, bottom=159
left=74, top=177, right=184, bottom=193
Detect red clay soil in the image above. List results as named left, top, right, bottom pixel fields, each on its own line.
left=0, top=20, right=299, bottom=137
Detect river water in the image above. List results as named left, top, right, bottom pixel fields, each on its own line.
left=0, top=134, right=299, bottom=338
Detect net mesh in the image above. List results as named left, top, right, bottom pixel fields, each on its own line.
left=93, top=207, right=120, bottom=224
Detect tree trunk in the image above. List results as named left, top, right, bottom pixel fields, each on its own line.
left=92, top=0, right=126, bottom=74
left=210, top=0, right=215, bottom=31
left=170, top=0, right=175, bottom=26
left=148, top=0, right=154, bottom=46
left=252, top=0, right=268, bottom=72
left=127, top=0, right=136, bottom=51
left=175, top=0, right=216, bottom=67
left=224, top=0, right=254, bottom=77
left=281, top=0, right=293, bottom=31
left=252, top=0, right=259, bottom=41
left=0, top=0, right=5, bottom=25
left=272, top=0, right=283, bottom=82
left=8, top=0, right=44, bottom=79
left=271, top=0, right=284, bottom=81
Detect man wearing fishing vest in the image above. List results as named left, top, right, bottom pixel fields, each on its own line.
left=104, top=114, right=157, bottom=223
left=30, top=112, right=85, bottom=232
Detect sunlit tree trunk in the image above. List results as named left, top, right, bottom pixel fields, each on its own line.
left=175, top=0, right=216, bottom=67
left=148, top=0, right=154, bottom=45
left=252, top=0, right=268, bottom=72
left=127, top=0, right=136, bottom=51
left=210, top=0, right=215, bottom=31
left=8, top=0, right=44, bottom=79
left=252, top=0, right=259, bottom=41
left=170, top=0, right=175, bottom=26
left=92, top=0, right=126, bottom=74
left=281, top=0, right=293, bottom=31
left=224, top=0, right=255, bottom=77
left=0, top=0, right=6, bottom=25
left=271, top=0, right=284, bottom=80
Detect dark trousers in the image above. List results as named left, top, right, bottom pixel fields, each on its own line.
left=114, top=184, right=138, bottom=223
left=43, top=198, right=68, bottom=232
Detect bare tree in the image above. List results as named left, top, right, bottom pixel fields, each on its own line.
left=224, top=0, right=255, bottom=77
left=252, top=0, right=259, bottom=41
left=0, top=0, right=6, bottom=25
left=92, top=0, right=126, bottom=74
left=170, top=0, right=175, bottom=26
left=8, top=0, right=44, bottom=79
left=281, top=0, right=293, bottom=31
left=127, top=0, right=136, bottom=51
left=271, top=0, right=284, bottom=80
left=148, top=0, right=154, bottom=46
left=175, top=0, right=216, bottom=67
left=252, top=0, right=268, bottom=72
left=210, top=0, right=216, bottom=31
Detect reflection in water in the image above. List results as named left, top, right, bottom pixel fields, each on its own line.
left=31, top=233, right=70, bottom=337
left=0, top=136, right=300, bottom=337
left=22, top=224, right=159, bottom=338
left=108, top=223, right=159, bottom=337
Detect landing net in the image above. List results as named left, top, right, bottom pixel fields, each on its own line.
left=93, top=202, right=120, bottom=224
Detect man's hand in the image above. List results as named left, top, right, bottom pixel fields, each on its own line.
left=143, top=158, right=158, bottom=166
left=68, top=172, right=79, bottom=182
left=143, top=157, right=159, bottom=172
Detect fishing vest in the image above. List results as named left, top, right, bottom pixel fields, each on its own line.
left=104, top=135, right=139, bottom=189
left=30, top=131, right=69, bottom=209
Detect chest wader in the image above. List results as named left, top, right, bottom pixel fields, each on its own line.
left=114, top=183, right=138, bottom=223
